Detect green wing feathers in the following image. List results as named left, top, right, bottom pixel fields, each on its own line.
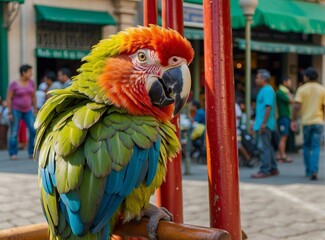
left=36, top=89, right=180, bottom=239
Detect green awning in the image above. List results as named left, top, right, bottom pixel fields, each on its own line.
left=231, top=0, right=325, bottom=34
left=35, top=5, right=116, bottom=26
left=236, top=39, right=325, bottom=55
left=158, top=0, right=325, bottom=36
left=0, top=0, right=24, bottom=3
left=184, top=0, right=202, bottom=4
left=182, top=0, right=325, bottom=35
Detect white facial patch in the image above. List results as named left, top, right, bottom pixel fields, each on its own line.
left=145, top=74, right=159, bottom=93
left=180, top=63, right=191, bottom=99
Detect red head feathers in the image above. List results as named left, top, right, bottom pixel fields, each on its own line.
left=117, top=25, right=194, bottom=66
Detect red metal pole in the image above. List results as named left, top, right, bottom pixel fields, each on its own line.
left=143, top=0, right=158, bottom=26
left=156, top=0, right=184, bottom=224
left=203, top=0, right=242, bottom=239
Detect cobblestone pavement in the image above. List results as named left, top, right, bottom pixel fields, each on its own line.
left=0, top=149, right=324, bottom=239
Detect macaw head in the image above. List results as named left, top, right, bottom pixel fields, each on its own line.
left=83, top=25, right=194, bottom=122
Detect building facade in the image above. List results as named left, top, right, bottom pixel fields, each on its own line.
left=0, top=0, right=139, bottom=98
left=1, top=0, right=325, bottom=100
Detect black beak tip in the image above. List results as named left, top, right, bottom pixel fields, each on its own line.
left=173, top=96, right=187, bottom=116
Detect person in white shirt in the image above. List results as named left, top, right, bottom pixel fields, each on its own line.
left=235, top=102, right=252, bottom=165
left=57, top=68, right=72, bottom=89
left=0, top=99, right=10, bottom=149
left=35, top=82, right=47, bottom=110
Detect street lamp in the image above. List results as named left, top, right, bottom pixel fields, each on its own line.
left=239, top=0, right=258, bottom=129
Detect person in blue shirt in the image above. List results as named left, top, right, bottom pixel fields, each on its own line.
left=189, top=100, right=206, bottom=162
left=251, top=69, right=278, bottom=178
left=189, top=100, right=205, bottom=124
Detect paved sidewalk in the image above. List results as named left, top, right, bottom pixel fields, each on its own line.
left=0, top=149, right=324, bottom=239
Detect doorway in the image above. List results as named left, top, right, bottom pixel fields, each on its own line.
left=36, top=57, right=82, bottom=85
left=297, top=55, right=312, bottom=85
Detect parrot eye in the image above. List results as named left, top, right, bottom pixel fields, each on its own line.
left=137, top=52, right=147, bottom=62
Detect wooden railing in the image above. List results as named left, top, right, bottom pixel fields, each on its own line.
left=0, top=219, right=230, bottom=240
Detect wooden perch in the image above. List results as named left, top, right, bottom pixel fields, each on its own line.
left=0, top=219, right=230, bottom=240
left=0, top=223, right=48, bottom=240
left=113, top=218, right=230, bottom=240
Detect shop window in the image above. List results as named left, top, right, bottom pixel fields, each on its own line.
left=37, top=21, right=101, bottom=50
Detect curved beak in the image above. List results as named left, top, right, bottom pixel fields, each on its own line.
left=148, top=63, right=191, bottom=116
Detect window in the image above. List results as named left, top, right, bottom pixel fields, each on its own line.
left=37, top=21, right=101, bottom=50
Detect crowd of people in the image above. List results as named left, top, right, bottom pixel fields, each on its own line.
left=0, top=64, right=72, bottom=160
left=235, top=67, right=325, bottom=181
left=1, top=64, right=324, bottom=181
left=184, top=67, right=324, bottom=181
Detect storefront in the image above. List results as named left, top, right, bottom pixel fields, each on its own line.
left=33, top=5, right=116, bottom=83
left=151, top=0, right=325, bottom=102
left=4, top=0, right=117, bottom=94
left=233, top=27, right=325, bottom=96
left=3, top=0, right=139, bottom=98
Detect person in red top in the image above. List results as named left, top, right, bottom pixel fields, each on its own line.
left=6, top=64, right=37, bottom=160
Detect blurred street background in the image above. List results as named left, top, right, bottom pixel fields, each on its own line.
left=1, top=0, right=325, bottom=239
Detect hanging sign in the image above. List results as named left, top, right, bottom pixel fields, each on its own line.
left=35, top=48, right=89, bottom=60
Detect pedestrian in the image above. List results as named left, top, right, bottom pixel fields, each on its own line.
left=44, top=70, right=62, bottom=98
left=188, top=100, right=206, bottom=162
left=6, top=64, right=37, bottom=160
left=237, top=99, right=248, bottom=129
left=0, top=99, right=10, bottom=150
left=236, top=102, right=253, bottom=166
left=35, top=81, right=47, bottom=110
left=189, top=100, right=206, bottom=125
left=57, top=68, right=72, bottom=88
left=251, top=69, right=278, bottom=178
left=235, top=80, right=245, bottom=103
left=291, top=67, right=325, bottom=180
left=276, top=76, right=294, bottom=163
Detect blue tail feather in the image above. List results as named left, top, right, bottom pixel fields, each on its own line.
left=90, top=139, right=161, bottom=236
left=48, top=154, right=55, bottom=174
left=99, top=223, right=110, bottom=240
left=106, top=167, right=127, bottom=194
left=50, top=172, right=56, bottom=187
left=135, top=156, right=149, bottom=188
left=66, top=206, right=84, bottom=236
left=146, top=138, right=160, bottom=185
left=60, top=191, right=80, bottom=213
left=90, top=195, right=123, bottom=234
left=121, top=147, right=147, bottom=195
left=58, top=191, right=84, bottom=236
left=41, top=168, right=53, bottom=194
left=120, top=147, right=140, bottom=195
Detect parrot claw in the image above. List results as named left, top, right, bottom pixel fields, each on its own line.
left=140, top=203, right=173, bottom=240
left=133, top=215, right=143, bottom=225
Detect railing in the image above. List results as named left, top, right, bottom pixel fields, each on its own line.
left=0, top=220, right=230, bottom=240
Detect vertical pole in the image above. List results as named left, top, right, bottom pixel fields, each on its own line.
left=245, top=16, right=252, bottom=129
left=0, top=3, right=9, bottom=100
left=193, top=40, right=201, bottom=102
left=156, top=0, right=184, bottom=223
left=203, top=1, right=242, bottom=239
left=143, top=0, right=157, bottom=26
left=21, top=3, right=25, bottom=65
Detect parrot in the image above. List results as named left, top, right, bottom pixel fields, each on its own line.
left=34, top=25, right=194, bottom=240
